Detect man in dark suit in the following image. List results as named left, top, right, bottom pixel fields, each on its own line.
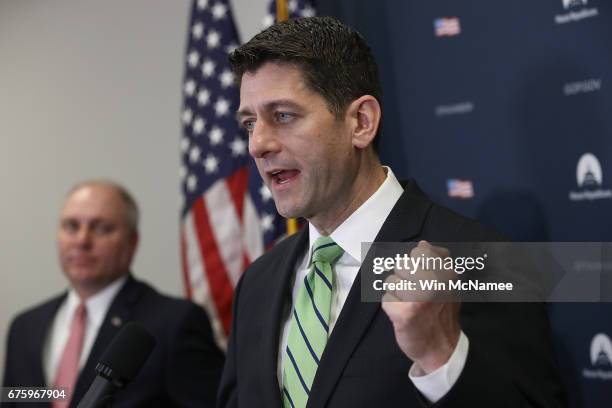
left=2, top=180, right=224, bottom=407
left=219, top=17, right=566, bottom=407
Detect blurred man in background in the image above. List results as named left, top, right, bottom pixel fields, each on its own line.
left=3, top=180, right=223, bottom=407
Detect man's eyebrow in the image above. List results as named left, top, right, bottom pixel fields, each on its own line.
left=235, top=108, right=253, bottom=122
left=236, top=100, right=304, bottom=121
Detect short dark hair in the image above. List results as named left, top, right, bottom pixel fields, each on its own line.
left=229, top=16, right=383, bottom=121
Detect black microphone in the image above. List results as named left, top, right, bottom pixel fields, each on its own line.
left=76, top=322, right=156, bottom=408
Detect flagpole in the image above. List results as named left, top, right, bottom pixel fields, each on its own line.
left=276, top=0, right=289, bottom=21
left=275, top=0, right=299, bottom=236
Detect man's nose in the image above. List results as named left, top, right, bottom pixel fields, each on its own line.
left=74, top=227, right=93, bottom=248
left=248, top=121, right=281, bottom=158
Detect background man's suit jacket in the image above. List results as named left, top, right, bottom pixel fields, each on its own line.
left=3, top=276, right=224, bottom=407
left=218, top=180, right=567, bottom=407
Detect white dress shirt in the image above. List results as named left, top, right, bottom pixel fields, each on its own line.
left=277, top=167, right=469, bottom=403
left=43, top=275, right=128, bottom=385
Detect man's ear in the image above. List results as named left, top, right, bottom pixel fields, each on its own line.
left=345, top=95, right=381, bottom=149
left=130, top=230, right=140, bottom=253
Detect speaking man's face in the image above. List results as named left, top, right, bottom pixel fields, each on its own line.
left=57, top=185, right=138, bottom=295
left=238, top=62, right=359, bottom=224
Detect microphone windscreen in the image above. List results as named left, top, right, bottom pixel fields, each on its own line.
left=98, top=322, right=156, bottom=383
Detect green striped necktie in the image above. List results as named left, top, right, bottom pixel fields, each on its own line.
left=282, top=236, right=343, bottom=408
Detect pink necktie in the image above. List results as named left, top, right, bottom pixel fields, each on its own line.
left=53, top=303, right=87, bottom=408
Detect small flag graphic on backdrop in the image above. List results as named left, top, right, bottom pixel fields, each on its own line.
left=434, top=17, right=461, bottom=37
left=447, top=179, right=474, bottom=199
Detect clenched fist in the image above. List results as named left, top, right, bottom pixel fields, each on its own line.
left=381, top=240, right=461, bottom=374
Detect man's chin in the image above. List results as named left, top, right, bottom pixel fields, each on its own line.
left=275, top=204, right=304, bottom=220
left=66, top=272, right=115, bottom=291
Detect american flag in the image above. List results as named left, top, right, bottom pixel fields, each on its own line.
left=447, top=179, right=474, bottom=199
left=434, top=17, right=461, bottom=37
left=263, top=0, right=317, bottom=29
left=180, top=0, right=286, bottom=348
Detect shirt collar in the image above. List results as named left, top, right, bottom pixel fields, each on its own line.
left=307, top=166, right=404, bottom=265
left=65, top=275, right=128, bottom=327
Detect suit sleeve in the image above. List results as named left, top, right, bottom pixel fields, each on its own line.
left=217, top=275, right=245, bottom=408
left=415, top=212, right=567, bottom=407
left=164, top=302, right=225, bottom=407
left=2, top=317, right=19, bottom=387
left=431, top=302, right=567, bottom=408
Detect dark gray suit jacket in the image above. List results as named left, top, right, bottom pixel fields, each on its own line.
left=3, top=276, right=224, bottom=407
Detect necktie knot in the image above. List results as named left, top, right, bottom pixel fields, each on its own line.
left=311, top=236, right=343, bottom=266
left=74, top=302, right=87, bottom=321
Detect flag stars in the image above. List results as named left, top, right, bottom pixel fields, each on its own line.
left=262, top=14, right=274, bottom=29
left=301, top=5, right=315, bottom=17
left=259, top=184, right=272, bottom=202
left=261, top=213, right=274, bottom=232
left=184, top=79, right=196, bottom=97
left=206, top=29, right=221, bottom=49
left=202, top=59, right=216, bottom=78
left=180, top=137, right=190, bottom=152
left=211, top=3, right=227, bottom=20
left=229, top=137, right=247, bottom=156
left=189, top=145, right=202, bottom=163
left=209, top=126, right=224, bottom=145
left=288, top=0, right=298, bottom=12
left=203, top=154, right=220, bottom=174
left=192, top=22, right=204, bottom=39
left=219, top=69, right=235, bottom=88
left=193, top=117, right=206, bottom=135
left=225, top=42, right=238, bottom=54
left=196, top=0, right=208, bottom=10
left=214, top=97, right=230, bottom=117
left=182, top=108, right=193, bottom=125
left=187, top=50, right=200, bottom=68
left=187, top=174, right=198, bottom=192
left=179, top=165, right=187, bottom=180
left=197, top=87, right=211, bottom=106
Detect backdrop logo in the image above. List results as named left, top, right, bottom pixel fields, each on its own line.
left=569, top=153, right=612, bottom=201
left=583, top=333, right=612, bottom=380
left=555, top=0, right=598, bottom=24
left=562, top=0, right=587, bottom=9
left=434, top=17, right=461, bottom=37
left=435, top=101, right=474, bottom=117
left=563, top=78, right=602, bottom=96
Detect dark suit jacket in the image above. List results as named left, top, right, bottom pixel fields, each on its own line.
left=3, top=275, right=224, bottom=407
left=218, top=180, right=567, bottom=407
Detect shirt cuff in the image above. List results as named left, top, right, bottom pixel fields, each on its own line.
left=408, top=331, right=469, bottom=403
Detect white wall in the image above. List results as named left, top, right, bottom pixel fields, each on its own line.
left=0, top=0, right=267, bottom=377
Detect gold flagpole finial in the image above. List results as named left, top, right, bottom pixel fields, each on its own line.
left=276, top=0, right=289, bottom=22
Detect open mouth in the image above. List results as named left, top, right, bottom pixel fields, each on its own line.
left=268, top=169, right=300, bottom=186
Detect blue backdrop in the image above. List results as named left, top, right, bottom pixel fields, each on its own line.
left=319, top=1, right=612, bottom=406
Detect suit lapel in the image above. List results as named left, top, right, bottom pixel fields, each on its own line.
left=307, top=180, right=432, bottom=407
left=33, top=295, right=66, bottom=386
left=71, top=276, right=142, bottom=407
left=260, top=228, right=309, bottom=408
